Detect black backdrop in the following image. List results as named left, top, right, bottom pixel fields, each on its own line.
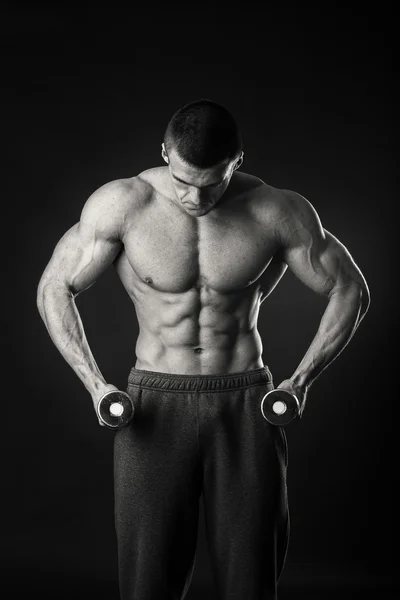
left=2, top=3, right=396, bottom=599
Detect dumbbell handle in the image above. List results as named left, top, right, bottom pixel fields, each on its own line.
left=109, top=402, right=124, bottom=416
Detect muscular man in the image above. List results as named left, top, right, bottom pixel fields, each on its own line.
left=37, top=99, right=370, bottom=600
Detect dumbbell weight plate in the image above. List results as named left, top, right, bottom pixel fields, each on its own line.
left=261, top=389, right=300, bottom=426
left=97, top=391, right=135, bottom=429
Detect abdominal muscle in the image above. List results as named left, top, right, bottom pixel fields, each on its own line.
left=135, top=325, right=264, bottom=375
left=123, top=278, right=265, bottom=375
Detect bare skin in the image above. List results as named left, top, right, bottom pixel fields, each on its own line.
left=37, top=146, right=370, bottom=425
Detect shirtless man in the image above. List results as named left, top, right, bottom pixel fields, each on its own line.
left=37, top=99, right=370, bottom=600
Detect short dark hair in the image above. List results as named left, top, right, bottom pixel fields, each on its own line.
left=164, top=99, right=243, bottom=168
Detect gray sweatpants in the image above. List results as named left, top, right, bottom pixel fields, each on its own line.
left=114, top=365, right=289, bottom=599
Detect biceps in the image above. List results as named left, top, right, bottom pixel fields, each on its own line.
left=41, top=223, right=122, bottom=295
left=285, top=229, right=364, bottom=296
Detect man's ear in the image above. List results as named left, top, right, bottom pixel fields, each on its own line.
left=234, top=151, right=244, bottom=170
left=161, top=143, right=169, bottom=164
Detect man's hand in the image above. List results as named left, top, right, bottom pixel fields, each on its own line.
left=276, top=379, right=308, bottom=418
left=92, top=383, right=121, bottom=426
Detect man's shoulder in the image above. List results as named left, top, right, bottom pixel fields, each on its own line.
left=235, top=173, right=284, bottom=215
left=84, top=174, right=157, bottom=213
left=136, top=166, right=172, bottom=197
left=241, top=177, right=312, bottom=217
left=233, top=171, right=282, bottom=200
left=250, top=184, right=323, bottom=248
left=231, top=171, right=266, bottom=194
left=236, top=176, right=319, bottom=240
left=99, top=175, right=155, bottom=201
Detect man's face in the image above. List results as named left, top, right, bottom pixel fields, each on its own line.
left=163, top=146, right=241, bottom=217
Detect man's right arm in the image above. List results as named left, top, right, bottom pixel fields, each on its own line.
left=37, top=180, right=129, bottom=419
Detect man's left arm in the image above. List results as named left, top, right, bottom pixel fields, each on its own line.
left=276, top=190, right=370, bottom=413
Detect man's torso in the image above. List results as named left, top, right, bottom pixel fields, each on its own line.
left=113, top=167, right=288, bottom=374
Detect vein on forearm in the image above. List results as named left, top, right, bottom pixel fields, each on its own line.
left=40, top=282, right=103, bottom=389
left=293, top=283, right=363, bottom=387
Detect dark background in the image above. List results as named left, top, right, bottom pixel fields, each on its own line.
left=2, top=2, right=396, bottom=599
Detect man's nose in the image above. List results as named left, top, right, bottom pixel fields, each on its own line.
left=188, top=189, right=206, bottom=205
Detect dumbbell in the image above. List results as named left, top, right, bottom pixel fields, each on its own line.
left=97, top=390, right=135, bottom=430
left=261, top=389, right=300, bottom=426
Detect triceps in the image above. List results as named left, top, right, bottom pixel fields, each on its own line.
left=322, top=230, right=369, bottom=295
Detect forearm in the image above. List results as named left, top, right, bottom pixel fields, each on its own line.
left=290, top=282, right=368, bottom=390
left=37, top=283, right=108, bottom=397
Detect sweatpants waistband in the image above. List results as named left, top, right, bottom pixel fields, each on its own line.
left=127, top=365, right=273, bottom=392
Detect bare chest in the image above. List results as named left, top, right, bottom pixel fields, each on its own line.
left=118, top=199, right=278, bottom=294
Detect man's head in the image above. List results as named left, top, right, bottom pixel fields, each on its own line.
left=162, top=99, right=244, bottom=216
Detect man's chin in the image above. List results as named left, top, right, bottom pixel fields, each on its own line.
left=184, top=205, right=212, bottom=216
